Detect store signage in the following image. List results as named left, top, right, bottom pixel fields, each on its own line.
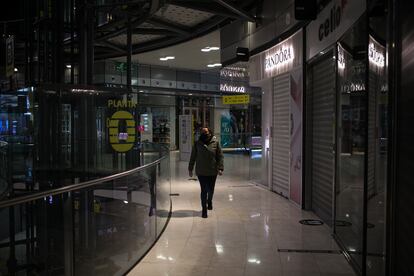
left=107, top=99, right=137, bottom=108
left=337, top=45, right=346, bottom=70
left=220, top=67, right=248, bottom=78
left=249, top=30, right=302, bottom=82
left=306, top=0, right=366, bottom=60
left=108, top=110, right=136, bottom=153
left=222, top=94, right=250, bottom=105
left=369, top=41, right=385, bottom=68
left=264, top=46, right=294, bottom=71
left=318, top=1, right=345, bottom=42
left=341, top=82, right=366, bottom=93
left=220, top=84, right=246, bottom=93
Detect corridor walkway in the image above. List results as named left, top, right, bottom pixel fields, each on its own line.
left=128, top=153, right=356, bottom=276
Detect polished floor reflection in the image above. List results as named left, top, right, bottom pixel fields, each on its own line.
left=128, top=152, right=356, bottom=276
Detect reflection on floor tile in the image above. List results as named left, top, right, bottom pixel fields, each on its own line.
left=128, top=153, right=356, bottom=276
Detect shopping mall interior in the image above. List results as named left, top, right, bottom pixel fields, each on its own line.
left=1, top=0, right=414, bottom=275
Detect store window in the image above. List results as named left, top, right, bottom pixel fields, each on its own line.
left=335, top=16, right=367, bottom=269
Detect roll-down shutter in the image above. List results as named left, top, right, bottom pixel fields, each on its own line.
left=367, top=73, right=377, bottom=199
left=272, top=73, right=290, bottom=197
left=309, top=56, right=335, bottom=225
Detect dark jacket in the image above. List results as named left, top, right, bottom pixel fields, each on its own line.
left=188, top=136, right=224, bottom=176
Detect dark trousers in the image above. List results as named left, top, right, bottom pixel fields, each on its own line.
left=198, top=175, right=217, bottom=210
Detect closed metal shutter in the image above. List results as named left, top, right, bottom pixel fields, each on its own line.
left=308, top=56, right=335, bottom=225
left=367, top=73, right=377, bottom=199
left=272, top=73, right=290, bottom=197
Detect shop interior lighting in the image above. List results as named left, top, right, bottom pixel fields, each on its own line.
left=66, top=64, right=72, bottom=69
left=14, top=68, right=18, bottom=72
left=207, top=63, right=222, bottom=68
left=160, top=56, right=175, bottom=61
left=201, top=46, right=220, bottom=52
left=188, top=93, right=193, bottom=96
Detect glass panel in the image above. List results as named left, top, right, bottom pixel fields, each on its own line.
left=249, top=100, right=262, bottom=184
left=335, top=16, right=367, bottom=269
left=0, top=154, right=169, bottom=275
left=156, top=153, right=171, bottom=236
left=0, top=86, right=171, bottom=275
left=366, top=5, right=388, bottom=274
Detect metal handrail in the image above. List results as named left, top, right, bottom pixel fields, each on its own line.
left=0, top=155, right=167, bottom=209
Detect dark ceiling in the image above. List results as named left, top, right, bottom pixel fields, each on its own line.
left=1, top=0, right=261, bottom=64
left=93, top=0, right=259, bottom=59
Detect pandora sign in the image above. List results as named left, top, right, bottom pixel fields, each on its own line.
left=265, top=46, right=294, bottom=71
left=249, top=30, right=302, bottom=82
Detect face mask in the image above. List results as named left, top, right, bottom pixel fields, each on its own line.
left=200, top=133, right=210, bottom=142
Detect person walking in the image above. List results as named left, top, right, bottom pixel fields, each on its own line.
left=189, top=127, right=224, bottom=218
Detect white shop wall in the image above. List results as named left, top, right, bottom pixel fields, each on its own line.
left=249, top=30, right=303, bottom=206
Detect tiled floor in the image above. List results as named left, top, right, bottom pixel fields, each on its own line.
left=128, top=153, right=357, bottom=276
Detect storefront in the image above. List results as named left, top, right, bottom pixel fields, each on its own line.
left=249, top=30, right=304, bottom=206
left=305, top=1, right=388, bottom=275
left=213, top=65, right=261, bottom=150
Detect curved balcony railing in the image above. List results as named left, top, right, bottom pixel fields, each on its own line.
left=0, top=143, right=171, bottom=276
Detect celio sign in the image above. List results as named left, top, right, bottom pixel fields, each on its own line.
left=264, top=46, right=294, bottom=71
left=318, top=0, right=349, bottom=42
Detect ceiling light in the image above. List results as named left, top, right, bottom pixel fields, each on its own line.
left=66, top=64, right=72, bottom=69
left=14, top=68, right=18, bottom=72
left=201, top=46, right=220, bottom=52
left=188, top=93, right=193, bottom=96
left=160, top=56, right=175, bottom=61
left=207, top=63, right=222, bottom=68
left=139, top=90, right=144, bottom=93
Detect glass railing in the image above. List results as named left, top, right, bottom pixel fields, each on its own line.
left=0, top=143, right=171, bottom=276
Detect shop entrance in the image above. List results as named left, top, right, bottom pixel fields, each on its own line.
left=306, top=51, right=336, bottom=225
left=181, top=97, right=212, bottom=135
left=183, top=107, right=199, bottom=124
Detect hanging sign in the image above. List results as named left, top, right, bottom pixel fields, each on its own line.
left=222, top=94, right=250, bottom=105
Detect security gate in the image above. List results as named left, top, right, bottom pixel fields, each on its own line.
left=272, top=73, right=290, bottom=197
left=307, top=54, right=336, bottom=225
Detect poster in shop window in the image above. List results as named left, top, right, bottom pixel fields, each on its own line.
left=290, top=69, right=303, bottom=206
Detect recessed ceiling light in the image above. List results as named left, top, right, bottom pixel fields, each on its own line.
left=14, top=68, right=18, bottom=72
left=188, top=93, right=193, bottom=96
left=139, top=90, right=144, bottom=93
left=201, top=46, right=220, bottom=52
left=160, top=56, right=175, bottom=61
left=66, top=64, right=72, bottom=69
left=207, top=63, right=222, bottom=68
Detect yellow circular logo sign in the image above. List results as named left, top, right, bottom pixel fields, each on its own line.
left=108, top=110, right=136, bottom=152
